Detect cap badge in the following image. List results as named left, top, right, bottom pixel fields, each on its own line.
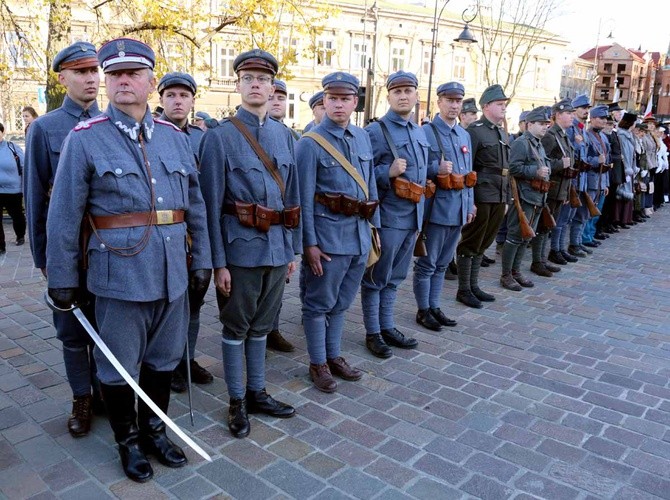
left=336, top=73, right=342, bottom=80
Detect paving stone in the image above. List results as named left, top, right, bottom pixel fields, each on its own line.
left=327, top=441, right=379, bottom=468
left=456, top=429, right=502, bottom=452
left=329, top=468, right=387, bottom=499
left=267, top=435, right=313, bottom=461
left=15, top=434, right=67, bottom=468
left=515, top=471, right=580, bottom=500
left=0, top=438, right=22, bottom=471
left=461, top=474, right=514, bottom=500
left=536, top=438, right=586, bottom=463
left=624, top=450, right=670, bottom=476
left=221, top=439, right=277, bottom=472
left=199, top=457, right=277, bottom=499
left=622, top=416, right=667, bottom=438
left=40, top=459, right=88, bottom=492
left=406, top=477, right=463, bottom=500
left=260, top=460, right=326, bottom=498
left=530, top=420, right=584, bottom=446
left=629, top=470, right=670, bottom=499
left=376, top=438, right=421, bottom=463
left=413, top=453, right=468, bottom=485
left=465, top=451, right=519, bottom=482
left=299, top=452, right=345, bottom=479
left=494, top=442, right=551, bottom=473
left=56, top=480, right=114, bottom=499
left=0, top=406, right=27, bottom=430
left=0, top=464, right=49, bottom=499
left=547, top=462, right=620, bottom=498
left=169, top=475, right=218, bottom=499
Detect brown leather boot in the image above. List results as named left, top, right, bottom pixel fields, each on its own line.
left=309, top=363, right=337, bottom=393
left=327, top=357, right=363, bottom=381
left=530, top=262, right=553, bottom=277
left=500, top=273, right=522, bottom=291
left=512, top=271, right=535, bottom=288
left=68, top=394, right=92, bottom=437
left=267, top=330, right=295, bottom=352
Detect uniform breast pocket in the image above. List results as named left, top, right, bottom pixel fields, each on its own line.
left=161, top=158, right=191, bottom=207
left=417, top=139, right=430, bottom=171
left=47, top=130, right=68, bottom=167
left=479, top=142, right=499, bottom=163
left=228, top=154, right=266, bottom=197
left=92, top=158, right=143, bottom=212
left=319, top=155, right=349, bottom=191
left=357, top=152, right=373, bottom=177
left=273, top=153, right=293, bottom=189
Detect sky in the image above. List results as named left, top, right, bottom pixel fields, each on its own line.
left=402, top=0, right=669, bottom=57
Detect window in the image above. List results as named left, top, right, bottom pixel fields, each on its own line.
left=602, top=76, right=611, bottom=86
left=453, top=54, right=466, bottom=80
left=351, top=37, right=369, bottom=70
left=617, top=76, right=624, bottom=87
left=422, top=47, right=431, bottom=75
left=219, top=47, right=235, bottom=78
left=316, top=39, right=333, bottom=67
left=165, top=42, right=187, bottom=72
left=391, top=46, right=406, bottom=72
left=535, top=65, right=546, bottom=90
left=604, top=63, right=612, bottom=73
left=282, top=36, right=299, bottom=60
left=600, top=89, right=610, bottom=99
left=287, top=92, right=298, bottom=122
left=617, top=63, right=626, bottom=73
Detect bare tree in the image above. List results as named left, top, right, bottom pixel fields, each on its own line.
left=45, top=0, right=71, bottom=111
left=474, top=0, right=560, bottom=99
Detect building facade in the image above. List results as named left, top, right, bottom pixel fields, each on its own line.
left=1, top=0, right=569, bottom=133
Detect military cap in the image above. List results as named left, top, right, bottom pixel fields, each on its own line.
left=273, top=79, right=288, bottom=95
left=525, top=106, right=551, bottom=123
left=98, top=38, right=155, bottom=73
left=642, top=115, right=656, bottom=122
left=552, top=98, right=574, bottom=114
left=518, top=111, right=529, bottom=122
left=571, top=94, right=591, bottom=108
left=153, top=105, right=164, bottom=115
left=233, top=49, right=278, bottom=75
left=589, top=105, right=609, bottom=118
left=437, top=81, right=465, bottom=97
left=608, top=102, right=623, bottom=112
left=157, top=72, right=196, bottom=95
left=636, top=122, right=648, bottom=131
left=52, top=42, right=98, bottom=72
left=322, top=72, right=359, bottom=95
left=461, top=98, right=479, bottom=113
left=309, top=91, right=324, bottom=109
left=605, top=115, right=614, bottom=123
left=618, top=112, right=638, bottom=128
left=194, top=111, right=211, bottom=120
left=386, top=71, right=418, bottom=90
left=479, top=84, right=509, bottom=105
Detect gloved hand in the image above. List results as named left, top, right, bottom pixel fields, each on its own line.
left=48, top=287, right=81, bottom=310
left=188, top=269, right=212, bottom=312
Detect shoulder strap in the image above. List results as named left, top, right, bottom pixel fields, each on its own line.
left=229, top=116, right=285, bottom=199
left=429, top=123, right=447, bottom=161
left=378, top=121, right=399, bottom=160
left=7, top=142, right=22, bottom=176
left=303, top=131, right=369, bottom=199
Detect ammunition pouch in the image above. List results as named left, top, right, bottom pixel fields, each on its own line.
left=315, top=193, right=379, bottom=221
left=529, top=178, right=551, bottom=193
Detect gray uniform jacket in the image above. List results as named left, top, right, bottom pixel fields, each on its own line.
left=46, top=105, right=211, bottom=303
left=423, top=115, right=474, bottom=226
left=198, top=107, right=301, bottom=269
left=24, top=96, right=101, bottom=269
left=297, top=116, right=380, bottom=255
left=467, top=116, right=511, bottom=204
left=542, top=124, right=574, bottom=202
left=509, top=131, right=551, bottom=207
left=366, top=110, right=429, bottom=230
left=585, top=128, right=611, bottom=191
left=159, top=113, right=205, bottom=163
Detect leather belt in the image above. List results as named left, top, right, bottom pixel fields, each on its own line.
left=223, top=202, right=300, bottom=232
left=478, top=167, right=508, bottom=177
left=314, top=193, right=378, bottom=220
left=90, top=210, right=185, bottom=229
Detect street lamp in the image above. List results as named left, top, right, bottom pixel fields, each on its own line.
left=425, top=2, right=478, bottom=119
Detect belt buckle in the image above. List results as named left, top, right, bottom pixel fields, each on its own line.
left=155, top=210, right=174, bottom=225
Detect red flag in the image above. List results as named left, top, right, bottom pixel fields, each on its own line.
left=643, top=96, right=653, bottom=119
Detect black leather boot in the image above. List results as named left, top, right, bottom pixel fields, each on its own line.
left=228, top=397, right=250, bottom=438
left=100, top=383, right=153, bottom=483
left=138, top=367, right=187, bottom=468
left=455, top=255, right=482, bottom=309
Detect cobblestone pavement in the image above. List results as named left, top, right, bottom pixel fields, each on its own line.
left=1, top=210, right=669, bottom=500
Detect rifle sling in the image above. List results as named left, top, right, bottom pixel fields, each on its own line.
left=229, top=116, right=285, bottom=199
left=303, top=131, right=369, bottom=199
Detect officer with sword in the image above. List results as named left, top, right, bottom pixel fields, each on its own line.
left=45, top=38, right=212, bottom=483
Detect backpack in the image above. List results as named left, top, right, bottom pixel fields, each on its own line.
left=7, top=141, right=21, bottom=176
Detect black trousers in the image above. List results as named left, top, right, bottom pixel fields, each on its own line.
left=0, top=193, right=26, bottom=250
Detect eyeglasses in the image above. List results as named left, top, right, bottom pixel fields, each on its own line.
left=239, top=75, right=273, bottom=85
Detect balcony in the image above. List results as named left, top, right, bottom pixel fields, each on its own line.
left=208, top=77, right=237, bottom=87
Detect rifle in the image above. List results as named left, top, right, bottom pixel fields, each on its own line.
left=569, top=185, right=583, bottom=208
left=509, top=176, right=536, bottom=240
left=528, top=140, right=556, bottom=231
left=583, top=190, right=601, bottom=216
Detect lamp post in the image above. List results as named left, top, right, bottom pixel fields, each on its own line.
left=425, top=2, right=478, bottom=120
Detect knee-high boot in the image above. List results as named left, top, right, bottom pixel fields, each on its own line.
left=100, top=383, right=153, bottom=482
left=138, top=366, right=187, bottom=468
left=455, top=255, right=482, bottom=309
left=471, top=255, right=495, bottom=302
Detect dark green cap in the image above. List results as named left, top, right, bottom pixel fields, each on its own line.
left=479, top=84, right=509, bottom=106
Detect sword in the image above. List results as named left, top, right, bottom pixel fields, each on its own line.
left=184, top=333, right=194, bottom=426
left=44, top=292, right=211, bottom=462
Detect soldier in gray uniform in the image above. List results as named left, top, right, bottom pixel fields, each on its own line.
left=46, top=38, right=212, bottom=483
left=456, top=84, right=511, bottom=308
left=541, top=99, right=576, bottom=271
left=361, top=71, right=429, bottom=358
left=414, top=82, right=475, bottom=331
left=199, top=49, right=300, bottom=438
left=23, top=42, right=102, bottom=438
left=155, top=72, right=214, bottom=392
left=298, top=71, right=379, bottom=392
left=303, top=91, right=325, bottom=133
left=500, top=106, right=551, bottom=291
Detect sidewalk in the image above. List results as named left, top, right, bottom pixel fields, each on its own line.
left=0, top=211, right=669, bottom=499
